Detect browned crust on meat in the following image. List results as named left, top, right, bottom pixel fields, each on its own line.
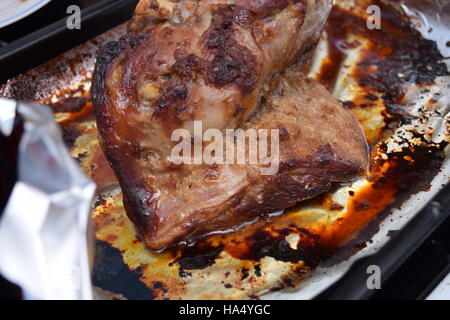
left=92, top=0, right=356, bottom=251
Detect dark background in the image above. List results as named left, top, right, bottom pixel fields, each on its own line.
left=0, top=1, right=99, bottom=46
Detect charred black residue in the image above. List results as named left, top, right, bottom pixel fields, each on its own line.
left=93, top=240, right=155, bottom=300
left=282, top=278, right=295, bottom=288
left=50, top=96, right=89, bottom=113
left=323, top=4, right=448, bottom=104
left=269, top=286, right=284, bottom=292
left=178, top=269, right=192, bottom=278
left=93, top=195, right=107, bottom=208
left=309, top=6, right=448, bottom=263
left=358, top=31, right=447, bottom=103
left=204, top=5, right=257, bottom=93
left=365, top=93, right=378, bottom=101
left=362, top=1, right=447, bottom=103
left=382, top=142, right=446, bottom=196
left=386, top=103, right=418, bottom=125
left=61, top=126, right=81, bottom=148
left=386, top=229, right=399, bottom=238
left=152, top=281, right=168, bottom=294
left=254, top=264, right=262, bottom=277
left=329, top=203, right=344, bottom=211
left=172, top=227, right=335, bottom=272
left=174, top=242, right=224, bottom=273
left=241, top=268, right=250, bottom=280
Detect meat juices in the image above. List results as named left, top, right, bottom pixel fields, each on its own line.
left=92, top=0, right=368, bottom=250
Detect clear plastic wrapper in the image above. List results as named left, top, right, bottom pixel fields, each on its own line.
left=0, top=99, right=95, bottom=300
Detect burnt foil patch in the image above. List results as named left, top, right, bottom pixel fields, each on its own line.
left=321, top=3, right=448, bottom=102
left=172, top=228, right=336, bottom=273
left=93, top=240, right=155, bottom=300
left=61, top=126, right=82, bottom=149
left=358, top=38, right=448, bottom=103
left=230, top=230, right=336, bottom=268
left=50, top=96, right=90, bottom=113
left=376, top=142, right=447, bottom=197
left=358, top=1, right=448, bottom=102
left=173, top=243, right=224, bottom=276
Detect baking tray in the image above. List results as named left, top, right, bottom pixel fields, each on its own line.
left=0, top=0, right=449, bottom=299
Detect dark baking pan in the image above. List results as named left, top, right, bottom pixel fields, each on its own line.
left=0, top=0, right=138, bottom=84
left=0, top=0, right=448, bottom=300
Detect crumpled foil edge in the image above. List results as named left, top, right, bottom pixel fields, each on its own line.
left=0, top=99, right=95, bottom=300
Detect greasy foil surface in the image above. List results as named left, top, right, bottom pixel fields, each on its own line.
left=1, top=0, right=449, bottom=299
